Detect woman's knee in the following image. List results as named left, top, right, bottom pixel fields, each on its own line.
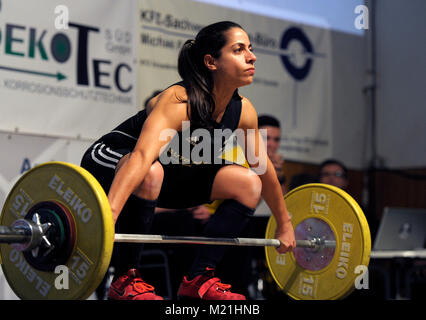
left=116, top=155, right=164, bottom=199
left=211, top=165, right=262, bottom=207
left=133, top=161, right=164, bottom=199
left=238, top=172, right=262, bottom=205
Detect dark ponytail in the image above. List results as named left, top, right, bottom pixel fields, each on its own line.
left=178, top=21, right=243, bottom=129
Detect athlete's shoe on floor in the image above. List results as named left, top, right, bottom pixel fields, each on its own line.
left=177, top=268, right=246, bottom=300
left=107, top=269, right=164, bottom=300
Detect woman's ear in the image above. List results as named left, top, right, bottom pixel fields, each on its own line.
left=204, top=54, right=217, bottom=71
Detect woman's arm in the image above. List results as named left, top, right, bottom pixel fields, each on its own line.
left=108, top=85, right=188, bottom=223
left=238, top=97, right=295, bottom=253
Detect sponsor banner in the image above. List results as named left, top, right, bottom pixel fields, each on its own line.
left=0, top=0, right=139, bottom=140
left=139, top=0, right=332, bottom=162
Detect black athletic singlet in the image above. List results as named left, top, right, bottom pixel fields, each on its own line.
left=81, top=82, right=243, bottom=208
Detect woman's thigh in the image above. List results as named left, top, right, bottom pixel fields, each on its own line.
left=210, top=165, right=262, bottom=208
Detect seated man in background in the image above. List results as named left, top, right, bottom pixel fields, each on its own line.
left=257, top=114, right=286, bottom=194
left=318, top=159, right=348, bottom=191
left=318, top=158, right=378, bottom=239
left=254, top=114, right=286, bottom=215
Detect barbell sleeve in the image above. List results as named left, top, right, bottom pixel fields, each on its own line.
left=0, top=225, right=31, bottom=244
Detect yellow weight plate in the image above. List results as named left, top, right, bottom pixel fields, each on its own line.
left=0, top=162, right=114, bottom=300
left=265, top=183, right=371, bottom=300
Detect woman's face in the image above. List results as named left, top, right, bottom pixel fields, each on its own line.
left=209, top=27, right=257, bottom=88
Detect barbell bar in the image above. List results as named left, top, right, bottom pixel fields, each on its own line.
left=0, top=161, right=371, bottom=300
left=0, top=219, right=336, bottom=249
left=114, top=233, right=337, bottom=249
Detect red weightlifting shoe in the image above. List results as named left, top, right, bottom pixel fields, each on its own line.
left=177, top=268, right=246, bottom=300
left=107, top=269, right=163, bottom=300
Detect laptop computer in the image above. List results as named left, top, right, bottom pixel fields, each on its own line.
left=373, top=207, right=426, bottom=250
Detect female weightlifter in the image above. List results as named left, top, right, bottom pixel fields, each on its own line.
left=81, top=21, right=295, bottom=300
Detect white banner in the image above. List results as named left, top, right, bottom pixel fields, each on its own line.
left=139, top=0, right=332, bottom=162
left=0, top=0, right=139, bottom=140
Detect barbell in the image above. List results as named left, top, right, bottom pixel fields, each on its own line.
left=0, top=161, right=371, bottom=300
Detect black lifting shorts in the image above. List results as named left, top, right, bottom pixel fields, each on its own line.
left=80, top=143, right=226, bottom=209
left=157, top=163, right=225, bottom=209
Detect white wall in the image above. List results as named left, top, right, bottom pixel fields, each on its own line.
left=375, top=0, right=426, bottom=168
left=330, top=30, right=369, bottom=169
